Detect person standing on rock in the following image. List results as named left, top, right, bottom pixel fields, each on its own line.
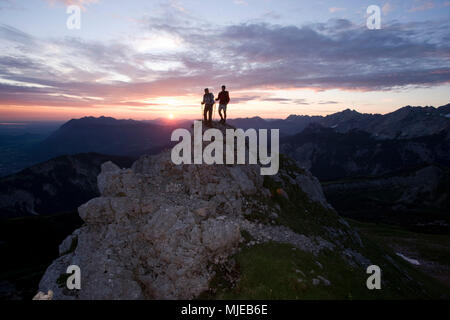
left=216, top=85, right=230, bottom=124
left=201, top=88, right=215, bottom=127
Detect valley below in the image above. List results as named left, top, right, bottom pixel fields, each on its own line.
left=351, top=220, right=450, bottom=288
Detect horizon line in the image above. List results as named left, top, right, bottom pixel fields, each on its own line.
left=1, top=103, right=449, bottom=123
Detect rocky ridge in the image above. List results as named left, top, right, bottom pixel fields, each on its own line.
left=37, top=122, right=373, bottom=299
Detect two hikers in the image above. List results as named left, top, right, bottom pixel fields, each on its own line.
left=201, top=85, right=230, bottom=126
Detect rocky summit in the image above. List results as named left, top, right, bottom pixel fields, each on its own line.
left=37, top=122, right=447, bottom=300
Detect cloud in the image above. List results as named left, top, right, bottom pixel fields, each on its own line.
left=261, top=11, right=282, bottom=20
left=231, top=95, right=260, bottom=104
left=293, top=99, right=310, bottom=105
left=169, top=0, right=187, bottom=13
left=329, top=7, right=345, bottom=13
left=259, top=98, right=310, bottom=105
left=211, top=21, right=449, bottom=90
left=0, top=24, right=35, bottom=45
left=234, top=0, right=248, bottom=5
left=318, top=101, right=339, bottom=105
left=45, top=0, right=99, bottom=10
left=408, top=0, right=435, bottom=12
left=0, top=12, right=449, bottom=110
left=46, top=0, right=98, bottom=5
left=0, top=0, right=26, bottom=11
left=382, top=2, right=394, bottom=15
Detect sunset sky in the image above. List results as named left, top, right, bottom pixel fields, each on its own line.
left=0, top=0, right=449, bottom=121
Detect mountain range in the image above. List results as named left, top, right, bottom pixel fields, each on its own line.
left=0, top=153, right=134, bottom=218
left=280, top=124, right=450, bottom=181
left=229, top=103, right=450, bottom=139
left=32, top=116, right=181, bottom=160
left=1, top=103, right=449, bottom=226
left=1, top=104, right=449, bottom=178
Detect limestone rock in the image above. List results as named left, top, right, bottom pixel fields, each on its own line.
left=32, top=290, right=53, bottom=300
left=38, top=147, right=257, bottom=299
left=295, top=171, right=332, bottom=209
left=38, top=122, right=363, bottom=300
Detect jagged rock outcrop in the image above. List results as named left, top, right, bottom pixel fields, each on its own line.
left=39, top=153, right=252, bottom=299
left=38, top=122, right=365, bottom=300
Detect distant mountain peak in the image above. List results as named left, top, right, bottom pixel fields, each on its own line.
left=286, top=114, right=311, bottom=121
left=438, top=103, right=450, bottom=114
left=341, top=108, right=359, bottom=113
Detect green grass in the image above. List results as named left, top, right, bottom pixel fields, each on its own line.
left=349, top=219, right=450, bottom=287
left=202, top=155, right=448, bottom=299
left=350, top=220, right=450, bottom=263
left=259, top=160, right=356, bottom=248
left=202, top=240, right=450, bottom=300
left=210, top=242, right=370, bottom=300
left=253, top=156, right=340, bottom=237
left=201, top=153, right=450, bottom=300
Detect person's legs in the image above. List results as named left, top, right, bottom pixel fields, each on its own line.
left=207, top=105, right=212, bottom=124
left=219, top=104, right=226, bottom=123
left=218, top=107, right=224, bottom=121
left=221, top=104, right=227, bottom=123
left=203, top=105, right=208, bottom=123
left=203, top=105, right=212, bottom=126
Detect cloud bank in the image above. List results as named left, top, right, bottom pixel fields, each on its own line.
left=0, top=7, right=449, bottom=109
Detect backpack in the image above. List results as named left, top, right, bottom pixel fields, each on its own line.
left=205, top=93, right=214, bottom=105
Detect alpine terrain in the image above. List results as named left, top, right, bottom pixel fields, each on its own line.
left=37, top=122, right=449, bottom=299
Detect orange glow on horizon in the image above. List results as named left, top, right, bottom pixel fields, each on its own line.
left=1, top=84, right=449, bottom=121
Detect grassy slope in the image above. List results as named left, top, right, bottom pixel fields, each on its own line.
left=350, top=220, right=450, bottom=288
left=203, top=237, right=450, bottom=300
left=202, top=156, right=450, bottom=300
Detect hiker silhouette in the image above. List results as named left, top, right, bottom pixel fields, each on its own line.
left=201, top=88, right=215, bottom=126
left=216, top=85, right=230, bottom=124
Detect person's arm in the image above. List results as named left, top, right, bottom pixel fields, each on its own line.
left=226, top=92, right=230, bottom=104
